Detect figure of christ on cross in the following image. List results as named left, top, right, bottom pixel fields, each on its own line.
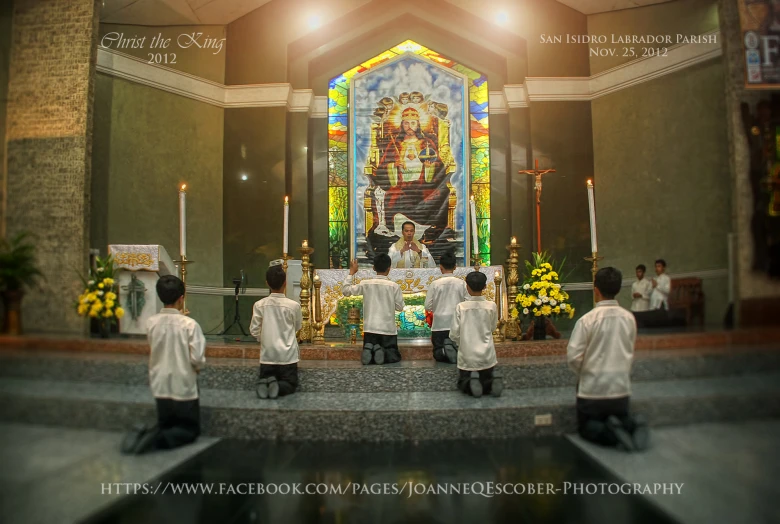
left=518, top=159, right=556, bottom=253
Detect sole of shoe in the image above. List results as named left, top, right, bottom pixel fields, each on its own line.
left=268, top=378, right=280, bottom=399
left=444, top=347, right=457, bottom=364
left=470, top=371, right=483, bottom=398
left=374, top=348, right=385, bottom=365
left=361, top=349, right=373, bottom=366
left=606, top=416, right=635, bottom=452
left=491, top=376, right=504, bottom=397
left=632, top=425, right=650, bottom=451
left=256, top=378, right=269, bottom=399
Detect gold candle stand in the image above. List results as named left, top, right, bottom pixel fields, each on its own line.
left=281, top=253, right=292, bottom=273
left=312, top=272, right=325, bottom=344
left=298, top=243, right=315, bottom=343
left=493, top=270, right=505, bottom=343
left=175, top=255, right=193, bottom=313
left=584, top=251, right=604, bottom=304
left=504, top=239, right=521, bottom=340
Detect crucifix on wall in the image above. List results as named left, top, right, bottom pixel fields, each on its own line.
left=518, top=159, right=556, bottom=253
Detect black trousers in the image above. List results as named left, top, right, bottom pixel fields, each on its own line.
left=363, top=332, right=402, bottom=363
left=258, top=363, right=299, bottom=396
left=457, top=366, right=495, bottom=395
left=153, top=397, right=201, bottom=450
left=576, top=396, right=634, bottom=447
left=431, top=330, right=450, bottom=362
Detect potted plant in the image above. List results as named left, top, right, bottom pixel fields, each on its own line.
left=514, top=252, right=575, bottom=340
left=0, top=232, right=44, bottom=335
left=75, top=254, right=124, bottom=337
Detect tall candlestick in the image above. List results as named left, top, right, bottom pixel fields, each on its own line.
left=470, top=195, right=479, bottom=263
left=179, top=184, right=187, bottom=258
left=283, top=196, right=290, bottom=255
left=586, top=180, right=598, bottom=253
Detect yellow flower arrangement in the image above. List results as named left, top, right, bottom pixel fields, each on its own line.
left=75, top=255, right=123, bottom=330
left=514, top=252, right=575, bottom=321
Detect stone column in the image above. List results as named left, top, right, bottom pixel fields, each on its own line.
left=3, top=0, right=100, bottom=334
left=719, top=0, right=780, bottom=325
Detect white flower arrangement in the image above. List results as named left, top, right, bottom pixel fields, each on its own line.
left=550, top=299, right=557, bottom=306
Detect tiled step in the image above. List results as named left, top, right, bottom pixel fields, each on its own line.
left=1, top=347, right=779, bottom=392
left=1, top=373, right=779, bottom=441
left=2, top=329, right=779, bottom=360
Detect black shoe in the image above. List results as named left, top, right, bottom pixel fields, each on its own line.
left=132, top=427, right=160, bottom=455
left=631, top=414, right=650, bottom=451
left=121, top=424, right=150, bottom=455
left=469, top=371, right=483, bottom=398
left=606, top=416, right=635, bottom=452
left=256, top=377, right=269, bottom=399
left=373, top=345, right=385, bottom=365
left=361, top=348, right=373, bottom=365
left=444, top=344, right=457, bottom=364
left=267, top=377, right=280, bottom=399
left=490, top=374, right=504, bottom=397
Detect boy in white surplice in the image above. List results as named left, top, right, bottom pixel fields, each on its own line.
left=650, top=259, right=671, bottom=310
left=631, top=264, right=652, bottom=312
left=567, top=267, right=649, bottom=452
left=424, top=251, right=467, bottom=363
left=250, top=265, right=303, bottom=399
left=450, top=271, right=504, bottom=398
left=342, top=254, right=405, bottom=365
left=122, top=275, right=206, bottom=455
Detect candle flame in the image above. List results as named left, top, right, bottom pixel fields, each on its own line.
left=180, top=183, right=187, bottom=191
left=511, top=236, right=517, bottom=244
left=284, top=196, right=289, bottom=204
left=587, top=179, right=593, bottom=187
left=470, top=195, right=474, bottom=201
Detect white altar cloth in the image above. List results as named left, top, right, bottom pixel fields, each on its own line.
left=316, top=266, right=508, bottom=324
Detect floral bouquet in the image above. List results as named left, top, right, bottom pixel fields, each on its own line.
left=514, top=252, right=575, bottom=320
left=76, top=255, right=124, bottom=328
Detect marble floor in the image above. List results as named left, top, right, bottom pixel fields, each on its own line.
left=569, top=420, right=780, bottom=524
left=0, top=423, right=218, bottom=524
left=1, top=420, right=778, bottom=523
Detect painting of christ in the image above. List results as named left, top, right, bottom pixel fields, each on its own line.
left=351, top=54, right=468, bottom=266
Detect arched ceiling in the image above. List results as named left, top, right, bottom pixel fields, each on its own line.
left=100, top=0, right=675, bottom=27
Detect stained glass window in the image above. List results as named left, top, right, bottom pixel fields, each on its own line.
left=328, top=40, right=491, bottom=267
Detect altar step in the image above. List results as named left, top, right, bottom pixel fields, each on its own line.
left=1, top=372, right=778, bottom=441
left=2, top=328, right=780, bottom=361
left=1, top=346, right=779, bottom=393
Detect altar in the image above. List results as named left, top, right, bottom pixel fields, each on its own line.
left=316, top=266, right=507, bottom=338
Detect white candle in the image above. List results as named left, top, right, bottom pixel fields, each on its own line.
left=470, top=195, right=479, bottom=261
left=283, top=196, right=289, bottom=254
left=179, top=184, right=187, bottom=258
left=587, top=179, right=598, bottom=253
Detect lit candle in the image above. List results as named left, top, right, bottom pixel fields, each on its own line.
left=511, top=236, right=517, bottom=246
left=587, top=179, right=598, bottom=253
left=302, top=239, right=308, bottom=248
left=470, top=195, right=479, bottom=261
left=283, top=196, right=289, bottom=254
left=179, top=184, right=187, bottom=258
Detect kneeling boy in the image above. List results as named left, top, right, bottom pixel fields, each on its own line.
left=250, top=265, right=303, bottom=399
left=123, top=275, right=206, bottom=454
left=450, top=271, right=503, bottom=397
left=424, top=251, right=467, bottom=363
left=567, top=267, right=649, bottom=451
left=342, top=254, right=404, bottom=365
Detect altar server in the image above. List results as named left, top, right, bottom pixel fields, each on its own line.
left=631, top=264, right=652, bottom=312
left=650, top=259, right=671, bottom=310
left=450, top=271, right=503, bottom=397
left=343, top=254, right=405, bottom=365
left=424, top=251, right=467, bottom=363
left=250, top=264, right=303, bottom=399
left=122, top=275, right=206, bottom=454
left=567, top=267, right=648, bottom=451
